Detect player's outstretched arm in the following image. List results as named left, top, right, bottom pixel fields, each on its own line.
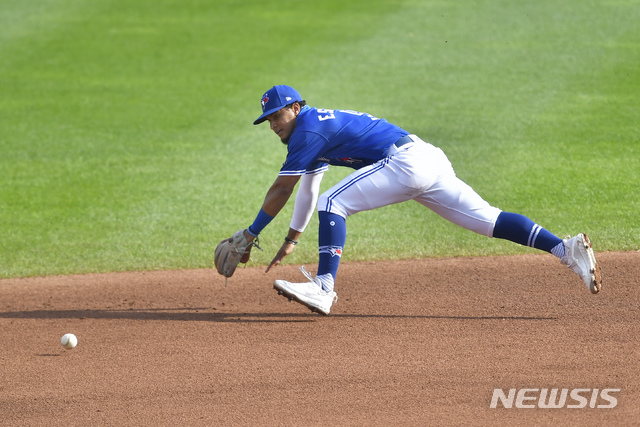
left=266, top=171, right=323, bottom=272
left=245, top=174, right=300, bottom=241
left=261, top=175, right=301, bottom=217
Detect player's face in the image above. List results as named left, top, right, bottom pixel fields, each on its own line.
left=266, top=103, right=300, bottom=144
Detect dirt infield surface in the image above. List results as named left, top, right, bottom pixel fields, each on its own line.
left=1, top=252, right=638, bottom=426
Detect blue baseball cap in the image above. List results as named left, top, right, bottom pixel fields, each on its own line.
left=253, top=85, right=303, bottom=125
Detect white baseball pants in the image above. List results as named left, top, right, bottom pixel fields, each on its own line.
left=317, top=135, right=502, bottom=237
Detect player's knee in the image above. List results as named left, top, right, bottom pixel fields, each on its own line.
left=317, top=193, right=329, bottom=212
left=452, top=207, right=501, bottom=237
left=317, top=193, right=348, bottom=218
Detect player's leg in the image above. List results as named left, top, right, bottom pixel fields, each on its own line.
left=314, top=210, right=346, bottom=293
left=493, top=212, right=601, bottom=293
left=414, top=167, right=601, bottom=293
left=493, top=212, right=563, bottom=254
left=412, top=172, right=564, bottom=252
left=314, top=147, right=438, bottom=291
left=273, top=156, right=416, bottom=314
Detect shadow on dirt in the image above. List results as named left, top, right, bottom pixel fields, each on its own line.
left=0, top=309, right=556, bottom=322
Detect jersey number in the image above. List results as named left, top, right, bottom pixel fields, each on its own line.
left=317, top=109, right=335, bottom=121
left=316, top=109, right=379, bottom=122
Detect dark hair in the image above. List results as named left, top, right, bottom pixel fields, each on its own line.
left=287, top=100, right=306, bottom=109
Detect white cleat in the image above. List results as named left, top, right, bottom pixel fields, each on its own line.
left=273, top=267, right=338, bottom=315
left=560, top=233, right=602, bottom=294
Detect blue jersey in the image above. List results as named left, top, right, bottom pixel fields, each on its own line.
left=279, top=106, right=409, bottom=176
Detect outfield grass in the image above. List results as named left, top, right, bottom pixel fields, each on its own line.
left=1, top=0, right=638, bottom=278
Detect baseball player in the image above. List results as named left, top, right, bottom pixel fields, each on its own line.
left=237, top=85, right=602, bottom=315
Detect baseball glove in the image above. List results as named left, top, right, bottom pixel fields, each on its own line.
left=214, top=229, right=262, bottom=285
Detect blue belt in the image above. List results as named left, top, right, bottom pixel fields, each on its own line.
left=394, top=135, right=414, bottom=148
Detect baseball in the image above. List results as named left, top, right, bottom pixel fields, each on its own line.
left=61, top=333, right=78, bottom=350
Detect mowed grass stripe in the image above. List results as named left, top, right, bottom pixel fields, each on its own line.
left=0, top=0, right=638, bottom=278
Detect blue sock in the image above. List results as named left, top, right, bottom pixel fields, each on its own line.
left=493, top=212, right=563, bottom=254
left=317, top=211, right=346, bottom=281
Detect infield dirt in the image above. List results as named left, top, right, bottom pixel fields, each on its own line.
left=1, top=252, right=638, bottom=426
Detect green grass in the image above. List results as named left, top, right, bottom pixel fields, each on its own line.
left=1, top=0, right=638, bottom=278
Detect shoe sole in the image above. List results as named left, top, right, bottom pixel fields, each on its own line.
left=582, top=233, right=602, bottom=294
left=273, top=282, right=330, bottom=315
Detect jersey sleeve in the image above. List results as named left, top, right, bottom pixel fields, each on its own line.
left=279, top=132, right=328, bottom=176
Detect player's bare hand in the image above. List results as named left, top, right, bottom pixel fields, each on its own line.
left=265, top=242, right=296, bottom=273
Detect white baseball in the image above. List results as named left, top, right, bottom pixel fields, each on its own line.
left=61, top=333, right=78, bottom=350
